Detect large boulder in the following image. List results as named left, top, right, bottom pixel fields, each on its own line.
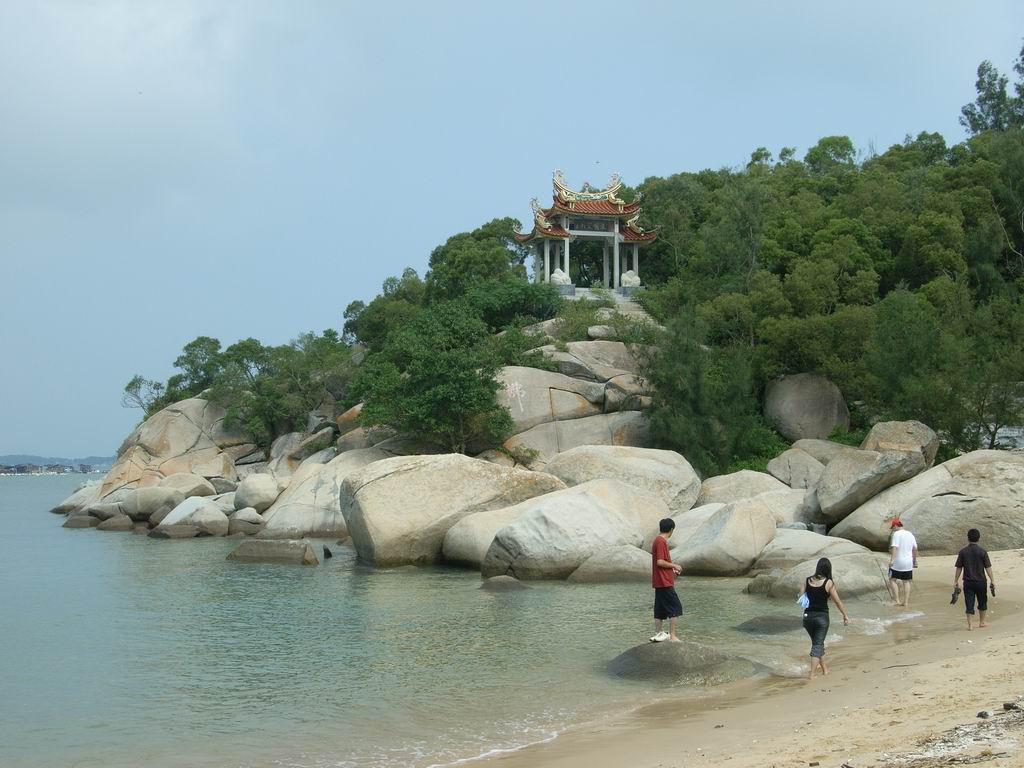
left=234, top=474, right=281, bottom=513
left=791, top=439, right=850, bottom=466
left=764, top=373, right=849, bottom=441
left=766, top=448, right=825, bottom=489
left=158, top=473, right=215, bottom=498
left=228, top=507, right=264, bottom=536
left=502, top=411, right=651, bottom=467
left=341, top=454, right=566, bottom=566
left=120, top=487, right=186, bottom=522
left=156, top=496, right=224, bottom=529
left=480, top=480, right=667, bottom=580
left=442, top=506, right=525, bottom=568
left=496, top=366, right=605, bottom=435
left=50, top=481, right=103, bottom=515
left=604, top=374, right=653, bottom=413
left=267, top=432, right=305, bottom=478
left=860, top=420, right=939, bottom=468
left=99, top=397, right=255, bottom=497
left=764, top=552, right=891, bottom=598
left=567, top=545, right=650, bottom=583
left=226, top=539, right=320, bottom=565
left=695, top=470, right=788, bottom=507
left=751, top=529, right=868, bottom=575
left=96, top=514, right=134, bottom=532
left=544, top=445, right=700, bottom=514
left=755, top=488, right=820, bottom=526
left=815, top=448, right=926, bottom=525
left=673, top=498, right=777, bottom=576
left=528, top=340, right=641, bottom=382
left=667, top=503, right=725, bottom=550
left=335, top=403, right=363, bottom=437
left=259, top=448, right=387, bottom=538
left=191, top=507, right=229, bottom=536
left=832, top=451, right=1024, bottom=553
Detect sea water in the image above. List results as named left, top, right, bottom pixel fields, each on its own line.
left=1, top=475, right=898, bottom=768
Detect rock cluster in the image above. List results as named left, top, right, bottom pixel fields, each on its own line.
left=51, top=359, right=1024, bottom=600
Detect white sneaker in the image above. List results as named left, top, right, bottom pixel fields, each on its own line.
left=649, top=631, right=670, bottom=642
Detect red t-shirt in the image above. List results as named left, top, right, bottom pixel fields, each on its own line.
left=652, top=536, right=675, bottom=588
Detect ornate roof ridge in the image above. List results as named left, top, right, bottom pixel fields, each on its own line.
left=553, top=169, right=625, bottom=204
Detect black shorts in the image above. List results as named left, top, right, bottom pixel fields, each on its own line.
left=889, top=569, right=913, bottom=581
left=653, top=586, right=682, bottom=620
left=964, top=579, right=988, bottom=615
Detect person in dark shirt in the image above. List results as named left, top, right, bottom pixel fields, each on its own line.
left=954, top=528, right=995, bottom=631
left=650, top=518, right=682, bottom=643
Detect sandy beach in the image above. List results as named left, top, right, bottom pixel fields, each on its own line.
left=487, top=550, right=1024, bottom=768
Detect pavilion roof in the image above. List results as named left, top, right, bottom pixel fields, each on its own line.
left=513, top=170, right=656, bottom=243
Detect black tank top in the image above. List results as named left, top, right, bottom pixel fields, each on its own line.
left=805, top=577, right=831, bottom=614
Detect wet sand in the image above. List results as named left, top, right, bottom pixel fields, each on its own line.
left=485, top=550, right=1024, bottom=768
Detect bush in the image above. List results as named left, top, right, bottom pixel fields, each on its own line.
left=464, top=279, right=563, bottom=331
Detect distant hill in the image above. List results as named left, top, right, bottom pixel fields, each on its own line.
left=0, top=455, right=115, bottom=467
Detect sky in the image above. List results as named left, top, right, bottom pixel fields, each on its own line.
left=1, top=0, right=1022, bottom=457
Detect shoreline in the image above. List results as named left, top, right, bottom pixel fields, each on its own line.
left=482, top=550, right=1024, bottom=768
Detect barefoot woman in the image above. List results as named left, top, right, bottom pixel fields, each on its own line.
left=798, top=557, right=850, bottom=679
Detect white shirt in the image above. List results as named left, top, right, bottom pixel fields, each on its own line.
left=890, top=529, right=917, bottom=571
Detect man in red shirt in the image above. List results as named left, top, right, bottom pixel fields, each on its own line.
left=651, top=518, right=683, bottom=642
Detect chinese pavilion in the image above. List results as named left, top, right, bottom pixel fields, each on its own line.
left=514, top=170, right=657, bottom=289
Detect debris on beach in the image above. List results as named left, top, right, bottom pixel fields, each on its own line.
left=880, top=706, right=1023, bottom=766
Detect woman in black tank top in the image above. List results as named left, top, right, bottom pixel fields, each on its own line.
left=798, top=557, right=850, bottom=679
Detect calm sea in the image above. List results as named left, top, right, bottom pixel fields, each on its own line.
left=1, top=475, right=893, bottom=768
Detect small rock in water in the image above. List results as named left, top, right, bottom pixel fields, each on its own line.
left=480, top=575, right=530, bottom=591
left=1004, top=702, right=1021, bottom=711
left=735, top=615, right=801, bottom=635
left=977, top=710, right=993, bottom=719
left=323, top=546, right=333, bottom=559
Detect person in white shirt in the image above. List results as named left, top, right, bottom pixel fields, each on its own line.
left=888, top=518, right=918, bottom=607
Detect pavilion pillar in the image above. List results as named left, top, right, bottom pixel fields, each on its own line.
left=544, top=240, right=551, bottom=283
left=602, top=243, right=609, bottom=288
left=613, top=221, right=620, bottom=289
left=564, top=237, right=570, bottom=281
left=632, top=244, right=639, bottom=277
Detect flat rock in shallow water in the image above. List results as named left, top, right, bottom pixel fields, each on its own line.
left=735, top=615, right=802, bottom=635
left=63, top=515, right=100, bottom=529
left=480, top=576, right=529, bottom=591
left=226, top=539, right=319, bottom=565
left=96, top=514, right=134, bottom=532
left=148, top=524, right=198, bottom=539
left=607, top=641, right=764, bottom=684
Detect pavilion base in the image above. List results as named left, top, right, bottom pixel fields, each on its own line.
left=616, top=286, right=641, bottom=297
left=554, top=284, right=576, bottom=296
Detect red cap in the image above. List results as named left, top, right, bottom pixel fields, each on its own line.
left=890, top=518, right=903, bottom=528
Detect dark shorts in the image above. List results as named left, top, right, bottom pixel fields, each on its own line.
left=803, top=611, right=830, bottom=658
left=889, top=569, right=913, bottom=581
left=964, top=579, right=988, bottom=615
left=654, top=586, right=682, bottom=620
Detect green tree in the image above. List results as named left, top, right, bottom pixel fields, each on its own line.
left=645, top=314, right=780, bottom=475
left=121, top=375, right=166, bottom=417
left=425, top=218, right=527, bottom=301
left=804, top=136, right=856, bottom=176
left=349, top=303, right=513, bottom=453
left=960, top=58, right=1016, bottom=134
left=344, top=268, right=426, bottom=349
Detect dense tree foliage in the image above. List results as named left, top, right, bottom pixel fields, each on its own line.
left=347, top=303, right=513, bottom=454
left=633, top=49, right=1024, bottom=457
left=126, top=47, right=1024, bottom=463
left=123, top=331, right=352, bottom=447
